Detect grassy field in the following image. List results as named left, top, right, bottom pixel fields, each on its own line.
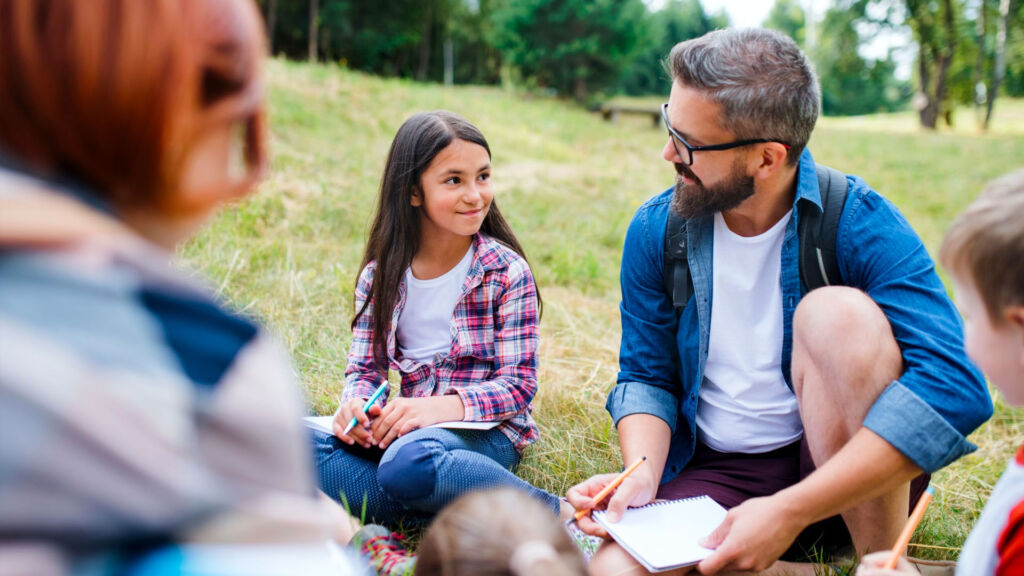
left=184, top=58, right=1024, bottom=562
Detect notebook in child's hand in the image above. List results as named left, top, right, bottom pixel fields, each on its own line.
left=592, top=496, right=727, bottom=573
left=302, top=416, right=500, bottom=436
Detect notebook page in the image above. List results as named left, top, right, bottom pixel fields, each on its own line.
left=593, top=496, right=726, bottom=572
left=303, top=415, right=499, bottom=435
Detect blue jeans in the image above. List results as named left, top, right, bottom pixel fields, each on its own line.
left=312, top=427, right=559, bottom=526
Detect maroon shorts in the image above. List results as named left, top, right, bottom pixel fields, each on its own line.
left=656, top=436, right=930, bottom=560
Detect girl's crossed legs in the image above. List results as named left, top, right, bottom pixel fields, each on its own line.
left=313, top=426, right=559, bottom=526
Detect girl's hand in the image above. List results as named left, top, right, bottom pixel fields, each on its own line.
left=333, top=398, right=382, bottom=449
left=371, top=395, right=465, bottom=449
left=855, top=551, right=921, bottom=576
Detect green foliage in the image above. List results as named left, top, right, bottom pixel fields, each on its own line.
left=490, top=0, right=648, bottom=102
left=764, top=0, right=807, bottom=46
left=814, top=1, right=910, bottom=115
left=617, top=0, right=730, bottom=96
left=1006, top=2, right=1024, bottom=95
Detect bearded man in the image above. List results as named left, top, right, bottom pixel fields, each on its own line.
left=567, top=28, right=991, bottom=576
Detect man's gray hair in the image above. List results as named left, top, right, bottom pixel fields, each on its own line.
left=667, top=28, right=820, bottom=165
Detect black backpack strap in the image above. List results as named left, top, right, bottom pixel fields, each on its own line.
left=799, top=164, right=849, bottom=292
left=663, top=208, right=691, bottom=314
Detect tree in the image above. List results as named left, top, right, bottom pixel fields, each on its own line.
left=265, top=0, right=277, bottom=54
left=308, top=0, right=319, bottom=62
left=903, top=0, right=959, bottom=129
left=814, top=0, right=909, bottom=115
left=491, top=0, right=648, bottom=102
left=617, top=0, right=729, bottom=95
left=984, top=0, right=1012, bottom=129
left=764, top=0, right=807, bottom=46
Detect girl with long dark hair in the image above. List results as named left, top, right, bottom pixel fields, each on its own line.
left=312, top=110, right=563, bottom=528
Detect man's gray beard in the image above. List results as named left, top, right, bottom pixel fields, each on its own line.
left=670, top=163, right=756, bottom=219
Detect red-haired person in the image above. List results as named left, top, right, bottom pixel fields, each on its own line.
left=0, top=1, right=358, bottom=572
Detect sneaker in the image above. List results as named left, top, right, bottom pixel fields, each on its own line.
left=351, top=524, right=417, bottom=576
left=563, top=520, right=603, bottom=563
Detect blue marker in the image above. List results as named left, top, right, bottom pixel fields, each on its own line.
left=341, top=382, right=390, bottom=436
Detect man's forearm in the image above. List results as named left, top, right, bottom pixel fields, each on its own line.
left=774, top=427, right=922, bottom=527
left=617, top=413, right=673, bottom=490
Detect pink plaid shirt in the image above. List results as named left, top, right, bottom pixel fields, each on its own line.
left=342, top=233, right=540, bottom=451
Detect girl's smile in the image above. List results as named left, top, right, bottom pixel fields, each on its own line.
left=412, top=138, right=493, bottom=242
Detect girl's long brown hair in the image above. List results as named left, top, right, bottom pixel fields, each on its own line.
left=355, top=111, right=540, bottom=373
left=0, top=0, right=266, bottom=212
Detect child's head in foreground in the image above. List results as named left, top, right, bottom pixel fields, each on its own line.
left=940, top=168, right=1024, bottom=403
left=414, top=488, right=586, bottom=576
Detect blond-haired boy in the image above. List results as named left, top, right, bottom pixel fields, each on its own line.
left=859, top=169, right=1024, bottom=575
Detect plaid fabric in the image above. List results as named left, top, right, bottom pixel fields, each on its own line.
left=342, top=233, right=540, bottom=451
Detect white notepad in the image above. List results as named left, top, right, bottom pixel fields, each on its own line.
left=592, top=496, right=727, bottom=573
left=302, top=415, right=500, bottom=436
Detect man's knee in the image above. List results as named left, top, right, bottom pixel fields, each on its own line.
left=377, top=438, right=442, bottom=501
left=793, top=287, right=901, bottom=371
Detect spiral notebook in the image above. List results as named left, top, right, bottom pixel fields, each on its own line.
left=302, top=415, right=500, bottom=435
left=592, top=496, right=727, bottom=573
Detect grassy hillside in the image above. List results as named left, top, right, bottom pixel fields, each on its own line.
left=183, top=58, right=1024, bottom=561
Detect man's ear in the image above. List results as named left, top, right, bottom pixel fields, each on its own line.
left=751, top=143, right=789, bottom=180
left=410, top=186, right=422, bottom=207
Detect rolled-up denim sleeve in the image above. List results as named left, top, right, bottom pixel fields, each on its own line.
left=840, top=181, right=993, bottom=473
left=607, top=195, right=682, bottom=432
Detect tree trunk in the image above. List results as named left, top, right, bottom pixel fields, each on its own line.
left=444, top=37, right=454, bottom=87
left=911, top=0, right=957, bottom=129
left=934, top=0, right=956, bottom=128
left=308, top=0, right=319, bottom=63
left=973, top=0, right=987, bottom=128
left=417, top=1, right=434, bottom=81
left=266, top=0, right=277, bottom=55
left=984, top=0, right=1011, bottom=130
left=917, top=54, right=940, bottom=128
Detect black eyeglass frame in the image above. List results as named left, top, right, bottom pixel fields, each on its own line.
left=661, top=103, right=791, bottom=166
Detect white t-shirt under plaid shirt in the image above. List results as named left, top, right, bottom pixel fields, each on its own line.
left=396, top=245, right=474, bottom=363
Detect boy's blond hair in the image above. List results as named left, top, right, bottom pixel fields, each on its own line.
left=940, top=168, right=1024, bottom=324
left=414, top=488, right=585, bottom=576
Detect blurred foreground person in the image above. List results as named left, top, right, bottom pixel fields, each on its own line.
left=0, top=1, right=361, bottom=574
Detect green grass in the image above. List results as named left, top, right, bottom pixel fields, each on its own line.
left=183, top=58, right=1024, bottom=562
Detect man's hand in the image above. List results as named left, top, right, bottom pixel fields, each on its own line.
left=370, top=395, right=464, bottom=449
left=565, top=472, right=657, bottom=538
left=696, top=494, right=807, bottom=574
left=332, top=398, right=381, bottom=448
left=855, top=551, right=921, bottom=576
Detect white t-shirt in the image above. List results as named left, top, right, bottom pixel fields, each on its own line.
left=696, top=210, right=804, bottom=453
left=395, top=246, right=474, bottom=364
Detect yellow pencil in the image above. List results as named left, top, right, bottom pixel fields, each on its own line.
left=573, top=456, right=647, bottom=523
left=883, top=486, right=935, bottom=569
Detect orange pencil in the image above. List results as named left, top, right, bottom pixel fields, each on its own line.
left=883, top=485, right=935, bottom=569
left=573, top=456, right=647, bottom=523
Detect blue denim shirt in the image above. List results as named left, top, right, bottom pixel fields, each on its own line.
left=607, top=149, right=993, bottom=484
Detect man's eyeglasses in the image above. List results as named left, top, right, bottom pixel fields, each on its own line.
left=661, top=103, right=790, bottom=166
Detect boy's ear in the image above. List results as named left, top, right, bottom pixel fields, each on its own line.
left=1008, top=306, right=1024, bottom=330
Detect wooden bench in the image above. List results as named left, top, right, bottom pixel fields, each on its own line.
left=600, top=104, right=661, bottom=127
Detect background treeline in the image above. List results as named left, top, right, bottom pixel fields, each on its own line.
left=257, top=0, right=1023, bottom=126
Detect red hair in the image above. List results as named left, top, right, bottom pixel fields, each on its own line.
left=0, top=0, right=267, bottom=212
